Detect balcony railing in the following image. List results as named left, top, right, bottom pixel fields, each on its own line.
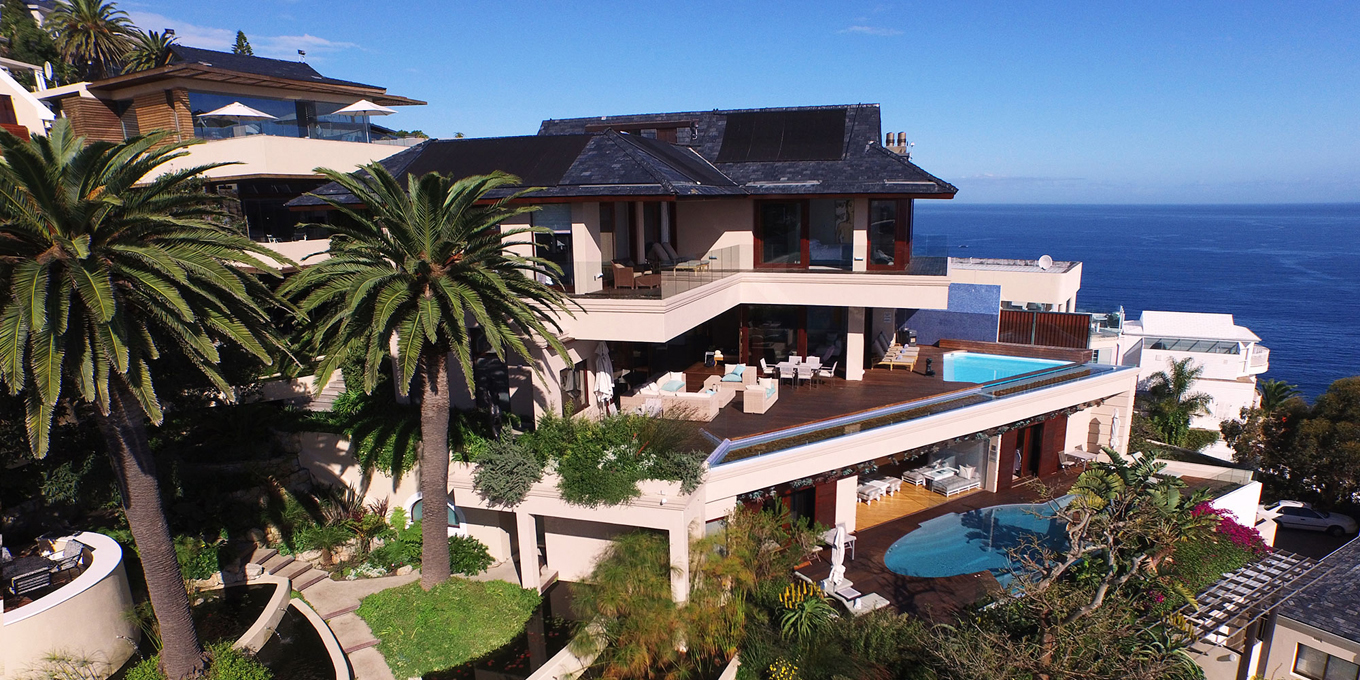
left=1249, top=345, right=1270, bottom=367
left=706, top=362, right=1128, bottom=466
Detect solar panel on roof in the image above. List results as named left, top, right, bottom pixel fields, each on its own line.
left=716, top=108, right=847, bottom=162
left=400, top=136, right=592, bottom=187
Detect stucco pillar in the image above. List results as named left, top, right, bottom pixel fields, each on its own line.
left=668, top=522, right=690, bottom=603
left=845, top=307, right=866, bottom=381
left=515, top=510, right=539, bottom=591
left=851, top=197, right=869, bottom=272
left=834, top=475, right=859, bottom=533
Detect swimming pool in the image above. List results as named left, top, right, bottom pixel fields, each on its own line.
left=883, top=497, right=1073, bottom=586
left=943, top=352, right=1068, bottom=383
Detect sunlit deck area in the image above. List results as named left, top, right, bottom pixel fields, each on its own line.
left=687, top=347, right=976, bottom=443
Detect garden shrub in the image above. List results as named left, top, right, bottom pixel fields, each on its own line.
left=448, top=534, right=494, bottom=576
left=1148, top=503, right=1269, bottom=612
left=471, top=436, right=543, bottom=507
left=174, top=535, right=223, bottom=581
left=125, top=642, right=272, bottom=680
left=367, top=512, right=492, bottom=576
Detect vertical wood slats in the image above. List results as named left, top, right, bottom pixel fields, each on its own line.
left=61, top=98, right=125, bottom=143
left=999, top=310, right=1091, bottom=349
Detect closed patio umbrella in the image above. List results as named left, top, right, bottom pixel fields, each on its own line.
left=828, top=523, right=847, bottom=588
left=334, top=99, right=396, bottom=143
left=594, top=342, right=615, bottom=415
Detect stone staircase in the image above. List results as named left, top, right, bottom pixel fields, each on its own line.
left=306, top=374, right=347, bottom=412
left=247, top=547, right=418, bottom=680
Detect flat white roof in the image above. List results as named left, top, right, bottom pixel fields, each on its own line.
left=948, top=257, right=1080, bottom=274
left=1127, top=310, right=1260, bottom=343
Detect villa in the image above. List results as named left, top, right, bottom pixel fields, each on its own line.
left=35, top=45, right=424, bottom=250
left=284, top=103, right=1172, bottom=602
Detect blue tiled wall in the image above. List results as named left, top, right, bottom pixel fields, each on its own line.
left=898, top=284, right=1000, bottom=345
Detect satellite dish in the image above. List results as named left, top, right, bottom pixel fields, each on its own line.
left=1038, top=254, right=1053, bottom=271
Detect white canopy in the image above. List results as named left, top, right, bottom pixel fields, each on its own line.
left=198, top=101, right=277, bottom=121
left=334, top=99, right=397, bottom=116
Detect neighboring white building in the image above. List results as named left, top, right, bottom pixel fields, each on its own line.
left=1118, top=311, right=1269, bottom=459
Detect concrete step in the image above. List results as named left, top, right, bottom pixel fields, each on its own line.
left=261, top=554, right=294, bottom=574
left=248, top=547, right=277, bottom=565
left=295, top=568, right=329, bottom=591
left=328, top=612, right=380, bottom=654
left=347, top=647, right=396, bottom=680
left=277, top=560, right=312, bottom=581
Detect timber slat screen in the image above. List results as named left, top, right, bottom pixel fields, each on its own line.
left=999, top=310, right=1091, bottom=349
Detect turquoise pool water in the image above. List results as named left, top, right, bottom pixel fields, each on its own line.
left=943, top=352, right=1068, bottom=383
left=883, top=497, right=1073, bottom=586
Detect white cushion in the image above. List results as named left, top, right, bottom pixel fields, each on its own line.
left=661, top=242, right=680, bottom=260
left=959, top=465, right=976, bottom=480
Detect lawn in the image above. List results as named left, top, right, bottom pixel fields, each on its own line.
left=357, top=578, right=541, bottom=678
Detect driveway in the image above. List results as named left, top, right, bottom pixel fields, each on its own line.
left=1271, top=526, right=1356, bottom=559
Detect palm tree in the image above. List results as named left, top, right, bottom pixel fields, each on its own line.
left=281, top=165, right=572, bottom=589
left=1142, top=357, right=1213, bottom=448
left=1257, top=378, right=1301, bottom=413
left=0, top=120, right=289, bottom=679
left=48, top=0, right=136, bottom=80
left=122, top=29, right=176, bottom=74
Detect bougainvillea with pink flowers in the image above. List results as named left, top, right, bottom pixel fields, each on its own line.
left=1192, top=502, right=1271, bottom=557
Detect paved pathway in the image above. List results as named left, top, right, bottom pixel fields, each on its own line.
left=249, top=548, right=420, bottom=680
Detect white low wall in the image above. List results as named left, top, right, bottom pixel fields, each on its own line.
left=1209, top=480, right=1263, bottom=531
left=1, top=532, right=139, bottom=680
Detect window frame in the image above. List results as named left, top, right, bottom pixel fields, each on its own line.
left=867, top=198, right=912, bottom=271
left=1294, top=644, right=1360, bottom=680
left=753, top=199, right=809, bottom=269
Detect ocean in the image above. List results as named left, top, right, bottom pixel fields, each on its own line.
left=913, top=203, right=1360, bottom=400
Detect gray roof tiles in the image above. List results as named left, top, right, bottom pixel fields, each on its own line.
left=1281, top=539, right=1360, bottom=644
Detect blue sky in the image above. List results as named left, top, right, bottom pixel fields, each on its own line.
left=127, top=1, right=1360, bottom=203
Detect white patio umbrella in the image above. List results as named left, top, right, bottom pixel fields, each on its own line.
left=334, top=99, right=396, bottom=143
left=594, top=342, right=616, bottom=415
left=197, top=101, right=277, bottom=136
left=828, top=523, right=847, bottom=588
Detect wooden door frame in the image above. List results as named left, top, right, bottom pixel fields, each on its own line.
left=753, top=199, right=810, bottom=269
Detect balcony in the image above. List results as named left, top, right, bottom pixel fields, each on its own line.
left=1248, top=345, right=1270, bottom=371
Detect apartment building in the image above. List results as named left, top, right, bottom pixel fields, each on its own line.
left=287, top=104, right=1142, bottom=600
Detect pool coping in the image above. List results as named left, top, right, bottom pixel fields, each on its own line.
left=292, top=596, right=352, bottom=680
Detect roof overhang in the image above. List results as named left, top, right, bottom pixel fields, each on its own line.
left=82, top=63, right=425, bottom=106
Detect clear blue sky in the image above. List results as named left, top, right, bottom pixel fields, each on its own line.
left=128, top=1, right=1360, bottom=203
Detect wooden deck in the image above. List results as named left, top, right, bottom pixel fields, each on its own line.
left=688, top=348, right=976, bottom=442
left=797, top=468, right=1081, bottom=621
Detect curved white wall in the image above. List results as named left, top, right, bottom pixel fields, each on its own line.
left=1, top=532, right=139, bottom=680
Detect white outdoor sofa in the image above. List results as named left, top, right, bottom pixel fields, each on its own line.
left=930, top=464, right=982, bottom=497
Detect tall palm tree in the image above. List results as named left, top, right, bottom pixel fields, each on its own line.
left=48, top=0, right=136, bottom=80
left=1142, top=357, right=1213, bottom=448
left=1257, top=378, right=1301, bottom=413
left=122, top=29, right=176, bottom=74
left=0, top=120, right=289, bottom=679
left=281, top=165, right=572, bottom=589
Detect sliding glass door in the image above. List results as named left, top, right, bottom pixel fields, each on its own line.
left=756, top=200, right=804, bottom=267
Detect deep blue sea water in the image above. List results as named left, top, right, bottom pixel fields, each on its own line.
left=914, top=203, right=1360, bottom=400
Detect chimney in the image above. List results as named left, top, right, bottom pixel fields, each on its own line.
left=886, top=132, right=906, bottom=154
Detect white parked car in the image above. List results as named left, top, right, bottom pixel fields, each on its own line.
left=1257, top=500, right=1358, bottom=536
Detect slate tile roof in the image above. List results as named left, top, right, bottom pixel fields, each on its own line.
left=166, top=45, right=379, bottom=89
left=288, top=104, right=956, bottom=206
left=1281, top=538, right=1360, bottom=644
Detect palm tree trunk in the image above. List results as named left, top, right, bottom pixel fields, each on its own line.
left=419, top=349, right=452, bottom=589
left=96, top=381, right=204, bottom=679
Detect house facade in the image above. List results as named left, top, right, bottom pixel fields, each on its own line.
left=286, top=104, right=1142, bottom=601
left=1117, top=310, right=1269, bottom=459
left=35, top=45, right=424, bottom=247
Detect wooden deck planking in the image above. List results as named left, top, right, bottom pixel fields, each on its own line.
left=690, top=348, right=976, bottom=442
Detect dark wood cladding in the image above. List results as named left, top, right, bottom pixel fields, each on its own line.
left=997, top=310, right=1091, bottom=349
left=61, top=97, right=124, bottom=143
left=938, top=338, right=1092, bottom=364
left=132, top=88, right=193, bottom=143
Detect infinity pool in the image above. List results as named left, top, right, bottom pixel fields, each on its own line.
left=943, top=352, right=1068, bottom=383
left=883, top=497, right=1073, bottom=586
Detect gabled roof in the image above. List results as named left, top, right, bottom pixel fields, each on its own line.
left=539, top=104, right=957, bottom=197
left=1281, top=539, right=1360, bottom=644
left=290, top=104, right=956, bottom=207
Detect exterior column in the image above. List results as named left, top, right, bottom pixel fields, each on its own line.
left=834, top=475, right=859, bottom=533
left=633, top=202, right=646, bottom=263
left=515, top=510, right=539, bottom=591
left=660, top=201, right=671, bottom=245
left=851, top=197, right=869, bottom=272
left=668, top=522, right=690, bottom=603
left=845, top=307, right=866, bottom=381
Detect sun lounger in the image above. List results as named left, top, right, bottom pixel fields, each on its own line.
left=856, top=484, right=884, bottom=504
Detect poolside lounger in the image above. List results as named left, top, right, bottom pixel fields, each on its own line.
left=930, top=474, right=981, bottom=497
left=856, top=484, right=883, bottom=504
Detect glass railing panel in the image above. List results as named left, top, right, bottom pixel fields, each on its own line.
left=907, top=233, right=949, bottom=276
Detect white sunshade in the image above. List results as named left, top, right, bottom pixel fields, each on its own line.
left=198, top=101, right=277, bottom=121
left=334, top=99, right=397, bottom=116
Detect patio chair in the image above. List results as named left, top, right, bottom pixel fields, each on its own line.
left=51, top=539, right=85, bottom=573
left=796, top=365, right=814, bottom=388
left=815, top=361, right=837, bottom=386
left=759, top=358, right=777, bottom=378
left=789, top=354, right=803, bottom=364
left=779, top=364, right=797, bottom=387
left=611, top=262, right=640, bottom=289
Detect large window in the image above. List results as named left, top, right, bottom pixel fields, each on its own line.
left=868, top=199, right=912, bottom=270
left=188, top=92, right=384, bottom=142
left=757, top=201, right=804, bottom=267
left=1144, top=337, right=1241, bottom=354
left=1295, top=644, right=1360, bottom=680
left=533, top=204, right=574, bottom=291
left=808, top=199, right=852, bottom=269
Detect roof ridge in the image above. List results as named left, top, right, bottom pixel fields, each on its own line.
left=605, top=132, right=677, bottom=194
